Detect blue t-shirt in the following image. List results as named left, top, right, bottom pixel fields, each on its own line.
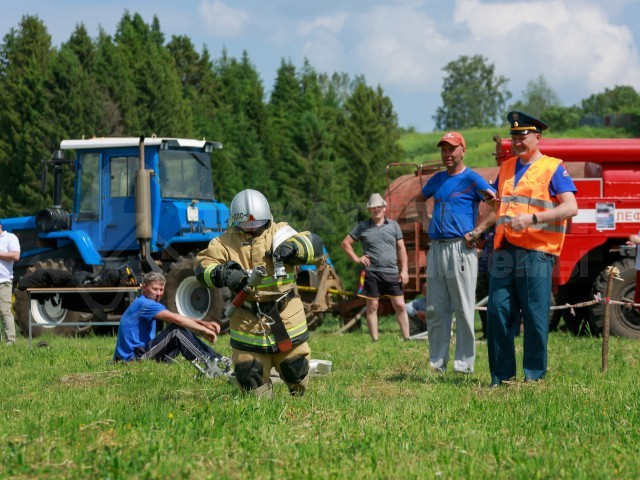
left=495, top=159, right=577, bottom=196
left=421, top=168, right=494, bottom=239
left=113, top=295, right=167, bottom=361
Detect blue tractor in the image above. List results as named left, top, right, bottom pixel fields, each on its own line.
left=7, top=136, right=230, bottom=336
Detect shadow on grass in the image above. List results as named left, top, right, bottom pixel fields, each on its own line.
left=384, top=371, right=483, bottom=387
left=384, top=372, right=425, bottom=383
left=426, top=373, right=482, bottom=387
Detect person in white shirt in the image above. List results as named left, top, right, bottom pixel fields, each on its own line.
left=0, top=221, right=20, bottom=344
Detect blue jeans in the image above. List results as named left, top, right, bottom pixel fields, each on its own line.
left=487, top=245, right=554, bottom=384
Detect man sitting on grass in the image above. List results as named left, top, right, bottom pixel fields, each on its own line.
left=113, top=272, right=224, bottom=365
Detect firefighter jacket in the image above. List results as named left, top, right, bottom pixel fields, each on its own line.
left=494, top=156, right=568, bottom=256
left=195, top=222, right=318, bottom=353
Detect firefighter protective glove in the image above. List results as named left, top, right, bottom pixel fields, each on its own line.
left=211, top=261, right=247, bottom=292
left=273, top=241, right=298, bottom=263
left=225, top=269, right=248, bottom=292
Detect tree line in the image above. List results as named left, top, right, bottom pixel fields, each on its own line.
left=0, top=13, right=402, bottom=283
left=1, top=13, right=638, bottom=287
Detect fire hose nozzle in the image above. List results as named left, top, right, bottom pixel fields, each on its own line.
left=246, top=265, right=268, bottom=289
left=224, top=266, right=268, bottom=318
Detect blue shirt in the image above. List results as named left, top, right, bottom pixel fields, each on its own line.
left=421, top=168, right=494, bottom=239
left=113, top=295, right=167, bottom=361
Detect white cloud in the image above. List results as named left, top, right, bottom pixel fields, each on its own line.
left=198, top=0, right=249, bottom=38
left=206, top=0, right=638, bottom=110
left=453, top=0, right=640, bottom=104
left=353, top=3, right=453, bottom=91
left=297, top=2, right=450, bottom=93
left=302, top=29, right=347, bottom=74
left=296, top=13, right=349, bottom=72
left=298, top=13, right=348, bottom=36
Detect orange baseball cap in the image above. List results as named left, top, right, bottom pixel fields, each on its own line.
left=437, top=131, right=465, bottom=148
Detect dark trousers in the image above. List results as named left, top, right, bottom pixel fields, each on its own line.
left=138, top=324, right=221, bottom=363
left=487, top=245, right=554, bottom=384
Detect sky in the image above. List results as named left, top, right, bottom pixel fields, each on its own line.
left=2, top=0, right=640, bottom=132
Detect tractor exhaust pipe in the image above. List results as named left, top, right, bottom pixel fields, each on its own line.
left=135, top=136, right=161, bottom=273
left=35, top=150, right=71, bottom=232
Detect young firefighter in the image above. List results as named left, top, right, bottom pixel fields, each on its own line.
left=194, top=189, right=323, bottom=398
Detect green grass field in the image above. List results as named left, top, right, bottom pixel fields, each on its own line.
left=1, top=319, right=638, bottom=479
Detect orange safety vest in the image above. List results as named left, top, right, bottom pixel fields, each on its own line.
left=494, top=155, right=567, bottom=256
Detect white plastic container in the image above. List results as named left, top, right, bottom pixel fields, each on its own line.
left=310, top=359, right=332, bottom=375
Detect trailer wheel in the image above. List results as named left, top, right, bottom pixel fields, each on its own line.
left=589, top=258, right=640, bottom=339
left=164, top=255, right=226, bottom=333
left=14, top=260, right=93, bottom=337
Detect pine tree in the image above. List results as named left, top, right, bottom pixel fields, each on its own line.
left=94, top=12, right=192, bottom=137
left=206, top=49, right=270, bottom=203
left=0, top=15, right=57, bottom=216
left=50, top=25, right=113, bottom=138
left=338, top=79, right=402, bottom=201
left=265, top=60, right=300, bottom=202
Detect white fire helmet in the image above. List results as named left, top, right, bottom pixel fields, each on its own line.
left=229, top=189, right=272, bottom=232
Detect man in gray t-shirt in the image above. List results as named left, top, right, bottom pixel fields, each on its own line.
left=341, top=193, right=410, bottom=341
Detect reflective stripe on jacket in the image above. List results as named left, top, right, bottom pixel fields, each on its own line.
left=494, top=156, right=567, bottom=256
left=229, top=301, right=310, bottom=353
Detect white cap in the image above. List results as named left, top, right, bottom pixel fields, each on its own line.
left=366, top=193, right=387, bottom=208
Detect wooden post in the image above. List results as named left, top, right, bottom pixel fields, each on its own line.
left=602, top=268, right=615, bottom=372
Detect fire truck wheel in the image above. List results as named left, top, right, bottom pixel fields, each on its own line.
left=164, top=254, right=227, bottom=333
left=589, top=258, right=640, bottom=339
left=13, top=259, right=93, bottom=338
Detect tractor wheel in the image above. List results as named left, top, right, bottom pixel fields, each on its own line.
left=589, top=258, right=640, bottom=339
left=164, top=254, right=226, bottom=333
left=14, top=259, right=93, bottom=338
